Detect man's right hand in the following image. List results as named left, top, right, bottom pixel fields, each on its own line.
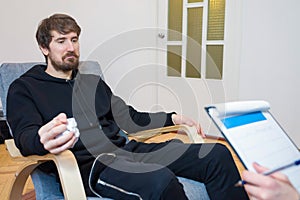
left=38, top=113, right=77, bottom=154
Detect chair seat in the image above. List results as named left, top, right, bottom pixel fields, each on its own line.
left=31, top=168, right=209, bottom=200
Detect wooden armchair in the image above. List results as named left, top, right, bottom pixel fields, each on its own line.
left=5, top=139, right=86, bottom=200
left=0, top=62, right=208, bottom=200
left=4, top=124, right=205, bottom=200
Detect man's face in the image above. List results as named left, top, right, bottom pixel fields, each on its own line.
left=42, top=30, right=80, bottom=72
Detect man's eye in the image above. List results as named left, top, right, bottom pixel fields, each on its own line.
left=72, top=38, right=78, bottom=43
left=57, top=40, right=65, bottom=44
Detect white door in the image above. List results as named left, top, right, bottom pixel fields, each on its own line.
left=156, top=0, right=243, bottom=136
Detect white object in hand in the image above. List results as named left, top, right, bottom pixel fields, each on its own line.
left=57, top=118, right=80, bottom=138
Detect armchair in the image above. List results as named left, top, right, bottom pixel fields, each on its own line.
left=0, top=61, right=209, bottom=200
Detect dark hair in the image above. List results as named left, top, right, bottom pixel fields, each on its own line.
left=36, top=13, right=81, bottom=49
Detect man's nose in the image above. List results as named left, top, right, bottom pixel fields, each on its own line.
left=66, top=40, right=75, bottom=51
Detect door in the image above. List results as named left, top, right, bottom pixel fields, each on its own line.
left=156, top=0, right=243, bottom=136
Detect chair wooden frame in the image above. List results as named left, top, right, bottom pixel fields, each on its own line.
left=4, top=125, right=203, bottom=200
left=5, top=139, right=86, bottom=200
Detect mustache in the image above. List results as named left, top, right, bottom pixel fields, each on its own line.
left=62, top=52, right=79, bottom=60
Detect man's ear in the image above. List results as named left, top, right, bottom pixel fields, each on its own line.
left=39, top=45, right=49, bottom=56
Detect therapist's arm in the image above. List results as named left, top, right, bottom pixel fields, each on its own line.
left=242, top=162, right=300, bottom=200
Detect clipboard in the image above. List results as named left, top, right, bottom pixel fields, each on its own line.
left=205, top=100, right=300, bottom=192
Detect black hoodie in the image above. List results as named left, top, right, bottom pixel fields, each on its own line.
left=7, top=64, right=174, bottom=194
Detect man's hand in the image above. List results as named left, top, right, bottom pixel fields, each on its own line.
left=242, top=162, right=300, bottom=200
left=171, top=114, right=206, bottom=138
left=38, top=113, right=78, bottom=154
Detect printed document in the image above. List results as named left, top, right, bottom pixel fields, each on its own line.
left=205, top=101, right=300, bottom=192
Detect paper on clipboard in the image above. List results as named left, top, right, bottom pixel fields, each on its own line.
left=206, top=100, right=270, bottom=117
left=205, top=100, right=300, bottom=192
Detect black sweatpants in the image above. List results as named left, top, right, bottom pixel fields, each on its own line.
left=92, top=140, right=249, bottom=200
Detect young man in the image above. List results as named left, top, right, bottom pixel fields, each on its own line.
left=7, top=14, right=249, bottom=199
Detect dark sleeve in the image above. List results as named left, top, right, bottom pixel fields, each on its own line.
left=100, top=80, right=176, bottom=133
left=6, top=80, right=48, bottom=156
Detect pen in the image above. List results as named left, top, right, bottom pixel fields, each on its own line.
left=235, top=159, right=300, bottom=187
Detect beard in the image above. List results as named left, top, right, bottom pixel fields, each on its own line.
left=49, top=52, right=79, bottom=72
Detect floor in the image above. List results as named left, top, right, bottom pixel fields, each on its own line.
left=0, top=144, right=35, bottom=200
left=0, top=134, right=244, bottom=200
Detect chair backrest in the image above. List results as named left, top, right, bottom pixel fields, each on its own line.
left=0, top=62, right=41, bottom=117
left=0, top=61, right=103, bottom=118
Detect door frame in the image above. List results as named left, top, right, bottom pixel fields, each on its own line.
left=155, top=0, right=243, bottom=136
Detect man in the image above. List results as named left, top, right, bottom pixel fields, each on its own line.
left=7, top=13, right=249, bottom=199
left=242, top=162, right=299, bottom=200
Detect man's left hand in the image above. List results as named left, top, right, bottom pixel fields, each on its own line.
left=171, top=114, right=206, bottom=138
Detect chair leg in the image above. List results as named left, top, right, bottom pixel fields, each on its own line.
left=8, top=162, right=39, bottom=200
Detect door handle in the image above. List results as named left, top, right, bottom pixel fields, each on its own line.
left=158, top=33, right=165, bottom=39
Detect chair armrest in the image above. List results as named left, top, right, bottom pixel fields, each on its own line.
left=5, top=139, right=87, bottom=200
left=128, top=125, right=204, bottom=143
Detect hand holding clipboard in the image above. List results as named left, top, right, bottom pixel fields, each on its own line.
left=205, top=100, right=300, bottom=193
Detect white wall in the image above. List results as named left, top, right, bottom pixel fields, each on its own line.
left=0, top=0, right=159, bottom=109
left=0, top=0, right=157, bottom=62
left=239, top=0, right=300, bottom=146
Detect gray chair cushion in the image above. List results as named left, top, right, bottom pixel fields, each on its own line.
left=0, top=62, right=42, bottom=117
left=0, top=61, right=103, bottom=118
left=32, top=168, right=209, bottom=200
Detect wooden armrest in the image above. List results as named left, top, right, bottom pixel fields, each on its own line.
left=128, top=125, right=204, bottom=143
left=5, top=139, right=87, bottom=200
